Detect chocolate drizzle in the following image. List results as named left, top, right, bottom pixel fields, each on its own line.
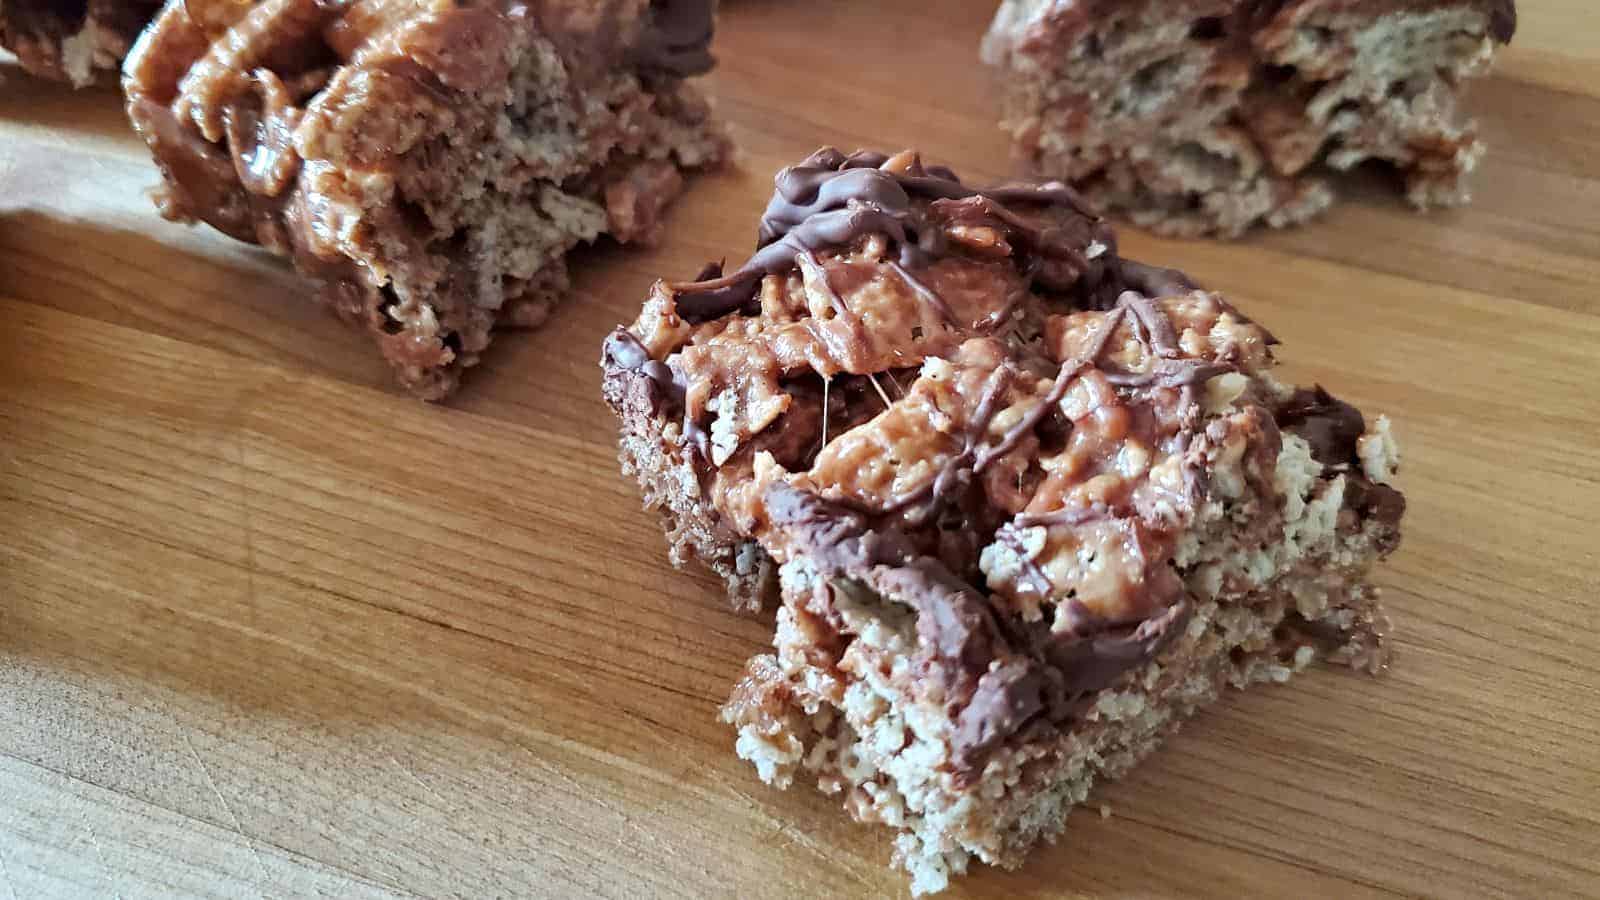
left=1014, top=502, right=1109, bottom=529
left=1107, top=259, right=1196, bottom=306
left=871, top=302, right=1127, bottom=524
left=672, top=146, right=1109, bottom=323
left=875, top=363, right=1015, bottom=519
left=887, top=258, right=956, bottom=324
left=871, top=285, right=1230, bottom=524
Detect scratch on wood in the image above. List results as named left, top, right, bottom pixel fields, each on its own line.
left=725, top=786, right=876, bottom=890
left=514, top=741, right=601, bottom=801
left=512, top=741, right=629, bottom=820
left=84, top=827, right=125, bottom=900
left=388, top=753, right=448, bottom=808
left=183, top=733, right=270, bottom=887
left=621, top=708, right=679, bottom=751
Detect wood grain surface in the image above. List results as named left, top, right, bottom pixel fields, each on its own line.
left=2, top=1, right=1597, bottom=897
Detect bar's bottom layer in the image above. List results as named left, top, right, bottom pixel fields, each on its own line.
left=721, top=432, right=1394, bottom=894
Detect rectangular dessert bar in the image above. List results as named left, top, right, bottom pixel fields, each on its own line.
left=123, top=0, right=729, bottom=398
left=602, top=148, right=1405, bottom=892
left=1, top=0, right=160, bottom=85
left=982, top=0, right=1516, bottom=236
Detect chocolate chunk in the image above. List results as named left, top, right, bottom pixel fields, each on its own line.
left=1115, top=258, right=1199, bottom=302
left=630, top=0, right=717, bottom=77
left=1489, top=0, right=1518, bottom=43
left=765, top=483, right=1008, bottom=699
left=1278, top=386, right=1366, bottom=466
left=1344, top=476, right=1406, bottom=554
left=1038, top=599, right=1191, bottom=698
left=953, top=660, right=1050, bottom=764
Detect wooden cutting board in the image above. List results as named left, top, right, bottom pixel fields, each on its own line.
left=2, top=1, right=1596, bottom=896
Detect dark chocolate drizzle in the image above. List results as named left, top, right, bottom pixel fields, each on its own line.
left=1108, top=258, right=1196, bottom=305
left=862, top=302, right=1129, bottom=525
left=1102, top=356, right=1232, bottom=389
left=1100, top=265, right=1280, bottom=346
left=870, top=283, right=1232, bottom=525
left=875, top=363, right=1016, bottom=520
left=672, top=146, right=1106, bottom=323
left=1014, top=502, right=1110, bottom=529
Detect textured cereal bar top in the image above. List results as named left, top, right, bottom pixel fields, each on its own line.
left=601, top=148, right=1404, bottom=893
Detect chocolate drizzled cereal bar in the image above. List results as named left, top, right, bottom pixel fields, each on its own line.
left=1, top=0, right=160, bottom=85
left=124, top=0, right=729, bottom=398
left=983, top=0, right=1516, bottom=236
left=601, top=148, right=1405, bottom=892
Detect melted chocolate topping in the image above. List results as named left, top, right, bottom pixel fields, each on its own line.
left=868, top=286, right=1229, bottom=526
left=672, top=146, right=1108, bottom=322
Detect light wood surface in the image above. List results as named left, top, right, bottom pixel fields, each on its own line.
left=2, top=1, right=1597, bottom=897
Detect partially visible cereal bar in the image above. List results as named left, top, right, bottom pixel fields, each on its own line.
left=124, top=0, right=729, bottom=398
left=983, top=0, right=1516, bottom=236
left=602, top=147, right=1404, bottom=892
